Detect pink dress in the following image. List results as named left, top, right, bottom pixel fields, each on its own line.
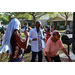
left=43, top=37, right=65, bottom=57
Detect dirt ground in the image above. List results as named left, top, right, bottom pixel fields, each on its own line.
left=1, top=52, right=74, bottom=62
left=24, top=53, right=75, bottom=62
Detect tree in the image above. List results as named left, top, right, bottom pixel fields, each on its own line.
left=58, top=12, right=73, bottom=28
left=47, top=12, right=58, bottom=18
left=13, top=12, right=59, bottom=27
left=3, top=12, right=15, bottom=21
left=13, top=12, right=32, bottom=19
left=0, top=13, right=9, bottom=25
left=0, top=12, right=59, bottom=26
left=26, top=12, right=59, bottom=26
left=12, top=12, right=49, bottom=26
left=28, top=12, right=47, bottom=25
left=13, top=12, right=48, bottom=25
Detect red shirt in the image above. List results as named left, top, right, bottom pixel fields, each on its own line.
left=51, top=28, right=53, bottom=32
left=46, top=31, right=51, bottom=42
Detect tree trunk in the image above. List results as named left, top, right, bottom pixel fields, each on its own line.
left=9, top=15, right=11, bottom=21
left=66, top=15, right=69, bottom=29
left=66, top=18, right=68, bottom=29
left=65, top=13, right=68, bottom=29
left=33, top=16, right=36, bottom=27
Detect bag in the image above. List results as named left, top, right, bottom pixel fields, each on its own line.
left=24, top=45, right=31, bottom=54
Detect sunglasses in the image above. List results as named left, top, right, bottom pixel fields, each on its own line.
left=54, top=36, right=60, bottom=40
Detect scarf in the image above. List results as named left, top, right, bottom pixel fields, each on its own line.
left=0, top=18, right=20, bottom=54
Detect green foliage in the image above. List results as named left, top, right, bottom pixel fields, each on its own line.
left=0, top=12, right=73, bottom=25
left=58, top=12, right=73, bottom=18
left=0, top=16, right=9, bottom=24
left=0, top=14, right=9, bottom=25
left=13, top=12, right=32, bottom=20
left=48, top=12, right=58, bottom=18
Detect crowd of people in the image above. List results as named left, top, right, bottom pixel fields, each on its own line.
left=0, top=18, right=72, bottom=62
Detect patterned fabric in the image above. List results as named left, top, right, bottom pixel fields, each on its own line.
left=9, top=34, right=24, bottom=62
left=37, top=31, right=42, bottom=51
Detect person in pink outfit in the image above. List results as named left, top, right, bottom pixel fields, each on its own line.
left=43, top=31, right=72, bottom=62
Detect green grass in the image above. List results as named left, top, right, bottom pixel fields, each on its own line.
left=58, top=30, right=66, bottom=32
left=21, top=33, right=25, bottom=38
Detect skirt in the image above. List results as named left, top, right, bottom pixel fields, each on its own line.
left=9, top=56, right=24, bottom=62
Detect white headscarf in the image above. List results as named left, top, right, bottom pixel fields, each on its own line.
left=0, top=18, right=21, bottom=54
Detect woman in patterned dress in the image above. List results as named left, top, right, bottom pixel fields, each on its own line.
left=0, top=18, right=29, bottom=62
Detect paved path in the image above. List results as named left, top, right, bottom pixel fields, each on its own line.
left=59, top=32, right=74, bottom=60
left=59, top=51, right=75, bottom=60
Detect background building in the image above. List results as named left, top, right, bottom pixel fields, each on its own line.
left=46, top=14, right=73, bottom=30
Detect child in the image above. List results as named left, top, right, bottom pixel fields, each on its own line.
left=44, top=27, right=51, bottom=42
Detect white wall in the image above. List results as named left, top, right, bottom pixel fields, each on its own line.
left=52, top=17, right=65, bottom=21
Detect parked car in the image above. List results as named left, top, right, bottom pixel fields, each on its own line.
left=65, top=27, right=73, bottom=34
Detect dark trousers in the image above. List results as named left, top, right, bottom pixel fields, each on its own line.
left=45, top=55, right=61, bottom=62
left=31, top=51, right=42, bottom=62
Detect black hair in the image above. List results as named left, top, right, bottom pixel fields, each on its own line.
left=36, top=21, right=41, bottom=25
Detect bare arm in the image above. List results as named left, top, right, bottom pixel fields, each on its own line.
left=62, top=48, right=72, bottom=62
left=15, top=31, right=29, bottom=50
left=46, top=52, right=52, bottom=62
left=24, top=31, right=29, bottom=49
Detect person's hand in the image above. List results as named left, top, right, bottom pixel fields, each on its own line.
left=24, top=31, right=29, bottom=37
left=69, top=58, right=73, bottom=62
left=21, top=38, right=25, bottom=41
left=32, top=38, right=37, bottom=41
